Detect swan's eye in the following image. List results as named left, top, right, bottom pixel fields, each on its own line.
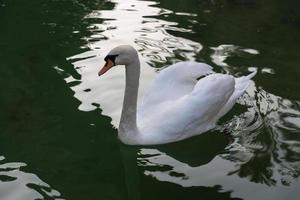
left=104, top=54, right=118, bottom=65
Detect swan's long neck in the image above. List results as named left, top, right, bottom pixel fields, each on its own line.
left=119, top=58, right=140, bottom=138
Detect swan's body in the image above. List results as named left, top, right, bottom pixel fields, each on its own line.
left=99, top=45, right=256, bottom=145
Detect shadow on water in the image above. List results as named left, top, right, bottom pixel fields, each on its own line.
left=155, top=132, right=229, bottom=167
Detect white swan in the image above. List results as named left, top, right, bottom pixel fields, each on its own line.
left=98, top=45, right=256, bottom=145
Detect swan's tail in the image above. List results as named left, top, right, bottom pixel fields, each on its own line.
left=216, top=70, right=257, bottom=119
left=234, top=70, right=257, bottom=96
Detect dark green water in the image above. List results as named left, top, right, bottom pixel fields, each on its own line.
left=0, top=0, right=299, bottom=199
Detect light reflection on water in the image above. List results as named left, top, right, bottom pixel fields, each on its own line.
left=53, top=0, right=300, bottom=199
left=210, top=44, right=259, bottom=71
left=0, top=156, right=63, bottom=200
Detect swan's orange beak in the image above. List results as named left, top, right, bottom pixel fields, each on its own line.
left=98, top=59, right=114, bottom=76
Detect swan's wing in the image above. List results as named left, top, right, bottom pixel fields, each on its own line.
left=171, top=74, right=235, bottom=128
left=139, top=74, right=235, bottom=142
left=139, top=62, right=214, bottom=116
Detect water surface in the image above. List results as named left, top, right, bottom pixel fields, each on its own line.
left=1, top=0, right=300, bottom=199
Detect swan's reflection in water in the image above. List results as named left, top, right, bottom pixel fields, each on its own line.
left=138, top=132, right=229, bottom=180
left=0, top=156, right=63, bottom=200
left=119, top=134, right=236, bottom=200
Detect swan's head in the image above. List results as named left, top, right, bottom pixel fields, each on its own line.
left=98, top=45, right=138, bottom=76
